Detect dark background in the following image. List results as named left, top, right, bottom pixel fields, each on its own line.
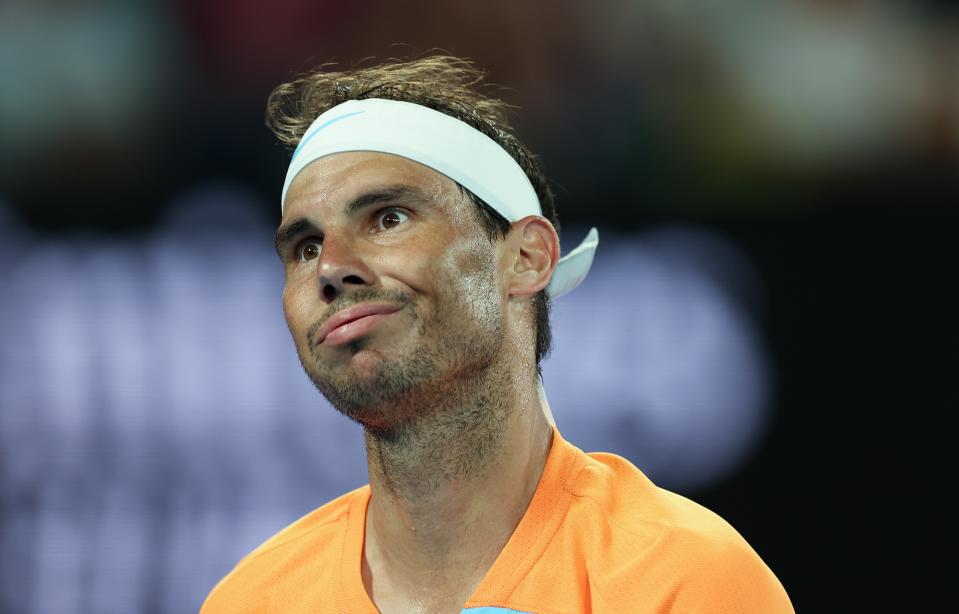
left=2, top=1, right=956, bottom=611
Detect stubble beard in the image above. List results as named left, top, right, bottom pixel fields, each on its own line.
left=295, top=261, right=513, bottom=498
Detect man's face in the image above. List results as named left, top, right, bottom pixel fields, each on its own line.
left=277, top=151, right=507, bottom=433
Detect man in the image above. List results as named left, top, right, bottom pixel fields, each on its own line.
left=202, top=55, right=793, bottom=613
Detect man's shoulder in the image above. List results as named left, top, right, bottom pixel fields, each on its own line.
left=558, top=450, right=793, bottom=612
left=242, top=484, right=366, bottom=562
left=570, top=450, right=742, bottom=545
left=200, top=485, right=369, bottom=614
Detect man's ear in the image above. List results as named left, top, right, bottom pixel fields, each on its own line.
left=505, top=215, right=560, bottom=297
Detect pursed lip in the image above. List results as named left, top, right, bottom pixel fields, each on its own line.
left=315, top=302, right=403, bottom=345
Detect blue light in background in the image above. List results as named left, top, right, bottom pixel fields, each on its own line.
left=0, top=186, right=773, bottom=613
left=545, top=226, right=772, bottom=492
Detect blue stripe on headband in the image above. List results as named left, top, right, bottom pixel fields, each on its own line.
left=291, top=110, right=365, bottom=161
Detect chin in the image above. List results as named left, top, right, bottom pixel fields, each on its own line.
left=307, top=351, right=444, bottom=430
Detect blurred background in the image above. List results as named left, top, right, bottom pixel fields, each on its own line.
left=1, top=0, right=955, bottom=611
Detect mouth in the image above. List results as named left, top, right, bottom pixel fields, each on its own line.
left=314, top=302, right=403, bottom=347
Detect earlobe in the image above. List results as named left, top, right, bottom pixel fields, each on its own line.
left=507, top=216, right=559, bottom=297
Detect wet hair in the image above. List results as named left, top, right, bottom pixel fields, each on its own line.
left=266, top=54, right=559, bottom=377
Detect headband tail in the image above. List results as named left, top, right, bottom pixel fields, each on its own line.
left=547, top=227, right=599, bottom=298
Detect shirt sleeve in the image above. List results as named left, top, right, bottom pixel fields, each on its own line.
left=669, top=539, right=795, bottom=614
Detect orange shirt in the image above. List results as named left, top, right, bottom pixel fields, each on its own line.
left=202, top=427, right=794, bottom=613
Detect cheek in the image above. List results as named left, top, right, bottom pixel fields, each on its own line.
left=376, top=241, right=435, bottom=295
left=285, top=261, right=317, bottom=288
left=443, top=240, right=501, bottom=324
left=282, top=283, right=312, bottom=335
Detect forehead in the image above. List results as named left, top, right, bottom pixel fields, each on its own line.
left=282, top=151, right=469, bottom=223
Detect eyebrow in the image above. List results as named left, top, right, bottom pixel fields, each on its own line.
left=274, top=185, right=427, bottom=258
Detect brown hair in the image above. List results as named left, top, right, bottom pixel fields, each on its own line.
left=266, top=55, right=559, bottom=377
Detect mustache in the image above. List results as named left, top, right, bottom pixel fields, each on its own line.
left=306, top=287, right=414, bottom=346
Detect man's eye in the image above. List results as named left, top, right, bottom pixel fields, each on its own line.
left=375, top=209, right=409, bottom=231
left=296, top=240, right=322, bottom=262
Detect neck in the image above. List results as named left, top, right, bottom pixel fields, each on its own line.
left=361, top=365, right=553, bottom=601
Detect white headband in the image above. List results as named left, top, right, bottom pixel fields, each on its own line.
left=281, top=98, right=598, bottom=298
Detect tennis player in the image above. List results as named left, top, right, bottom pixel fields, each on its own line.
left=201, top=55, right=794, bottom=614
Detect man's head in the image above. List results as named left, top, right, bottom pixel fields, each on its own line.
left=267, top=56, right=560, bottom=372
left=267, top=56, right=560, bottom=433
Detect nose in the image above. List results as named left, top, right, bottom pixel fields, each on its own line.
left=316, top=235, right=374, bottom=303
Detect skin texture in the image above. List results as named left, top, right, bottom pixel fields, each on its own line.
left=280, top=151, right=560, bottom=614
